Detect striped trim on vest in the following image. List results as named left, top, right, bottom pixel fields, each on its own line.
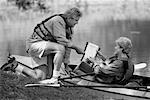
left=34, top=14, right=72, bottom=41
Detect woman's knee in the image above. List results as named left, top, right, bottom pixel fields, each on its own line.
left=35, top=65, right=47, bottom=79
left=35, top=69, right=46, bottom=80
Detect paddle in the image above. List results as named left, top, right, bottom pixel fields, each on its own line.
left=59, top=72, right=95, bottom=80
left=62, top=80, right=150, bottom=90
left=25, top=78, right=150, bottom=90
left=25, top=83, right=61, bottom=87
left=25, top=83, right=150, bottom=89
left=63, top=85, right=150, bottom=89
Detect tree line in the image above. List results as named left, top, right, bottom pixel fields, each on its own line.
left=7, top=0, right=49, bottom=12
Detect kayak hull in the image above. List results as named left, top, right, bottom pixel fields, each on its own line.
left=11, top=55, right=150, bottom=99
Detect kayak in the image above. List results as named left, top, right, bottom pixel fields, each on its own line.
left=8, top=54, right=149, bottom=100
left=10, top=41, right=150, bottom=100
left=61, top=64, right=150, bottom=100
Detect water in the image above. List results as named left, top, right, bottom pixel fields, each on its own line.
left=72, top=18, right=150, bottom=67
left=0, top=14, right=150, bottom=68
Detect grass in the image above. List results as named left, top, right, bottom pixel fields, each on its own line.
left=0, top=70, right=108, bottom=100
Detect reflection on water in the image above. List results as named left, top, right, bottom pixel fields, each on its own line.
left=0, top=29, right=9, bottom=66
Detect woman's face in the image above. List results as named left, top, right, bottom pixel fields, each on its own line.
left=67, top=16, right=80, bottom=27
left=115, top=44, right=120, bottom=51
left=114, top=44, right=123, bottom=55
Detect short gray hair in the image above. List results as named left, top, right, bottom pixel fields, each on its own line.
left=115, top=37, right=132, bottom=54
left=64, top=7, right=82, bottom=18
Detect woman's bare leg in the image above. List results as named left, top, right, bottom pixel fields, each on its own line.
left=16, top=64, right=47, bottom=80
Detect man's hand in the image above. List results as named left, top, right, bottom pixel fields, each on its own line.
left=75, top=47, right=84, bottom=54
left=70, top=43, right=84, bottom=54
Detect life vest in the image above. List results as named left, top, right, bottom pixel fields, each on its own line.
left=33, top=14, right=72, bottom=41
left=109, top=54, right=134, bottom=84
left=119, top=59, right=134, bottom=84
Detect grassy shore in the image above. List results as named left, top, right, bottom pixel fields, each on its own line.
left=0, top=70, right=110, bottom=100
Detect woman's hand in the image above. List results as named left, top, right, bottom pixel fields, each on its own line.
left=94, top=65, right=101, bottom=74
left=93, top=62, right=106, bottom=74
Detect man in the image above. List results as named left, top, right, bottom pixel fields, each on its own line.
left=1, top=7, right=84, bottom=83
left=77, top=37, right=134, bottom=84
left=26, top=7, right=84, bottom=84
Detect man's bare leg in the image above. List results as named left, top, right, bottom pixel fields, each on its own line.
left=39, top=43, right=65, bottom=84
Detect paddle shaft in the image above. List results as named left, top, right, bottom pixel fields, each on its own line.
left=61, top=85, right=149, bottom=89
left=62, top=80, right=150, bottom=89
left=59, top=73, right=95, bottom=80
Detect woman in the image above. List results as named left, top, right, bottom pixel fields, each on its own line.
left=76, top=37, right=134, bottom=84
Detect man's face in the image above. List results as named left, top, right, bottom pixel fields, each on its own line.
left=67, top=16, right=80, bottom=27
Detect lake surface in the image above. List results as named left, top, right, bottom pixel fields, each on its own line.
left=0, top=16, right=150, bottom=69
left=72, top=19, right=150, bottom=67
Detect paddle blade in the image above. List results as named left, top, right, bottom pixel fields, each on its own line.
left=25, top=83, right=60, bottom=87
left=134, top=63, right=147, bottom=70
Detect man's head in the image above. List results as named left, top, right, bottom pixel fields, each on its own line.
left=115, top=37, right=132, bottom=54
left=64, top=7, right=82, bottom=27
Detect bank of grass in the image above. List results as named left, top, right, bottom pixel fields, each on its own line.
left=0, top=70, right=108, bottom=100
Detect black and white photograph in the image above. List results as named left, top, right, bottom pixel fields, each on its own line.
left=0, top=0, right=150, bottom=100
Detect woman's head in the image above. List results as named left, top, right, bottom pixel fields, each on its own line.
left=115, top=37, right=132, bottom=54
